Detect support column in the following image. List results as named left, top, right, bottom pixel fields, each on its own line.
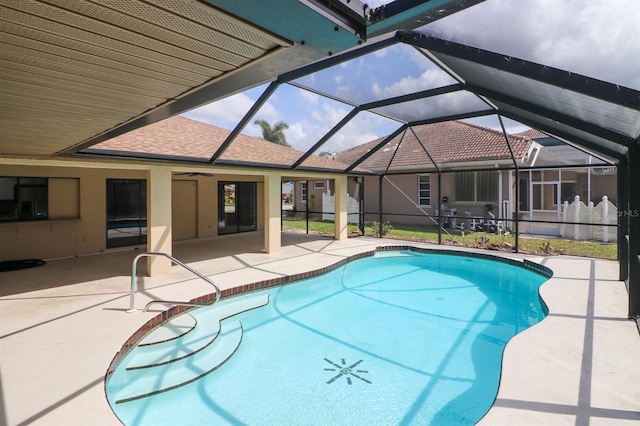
left=628, top=147, right=640, bottom=317
left=147, top=167, right=172, bottom=276
left=334, top=175, right=348, bottom=241
left=264, top=172, right=282, bottom=253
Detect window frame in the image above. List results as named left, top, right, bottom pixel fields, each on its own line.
left=300, top=181, right=308, bottom=202
left=455, top=170, right=498, bottom=203
left=417, top=174, right=431, bottom=207
left=0, top=176, right=48, bottom=222
left=106, top=178, right=147, bottom=248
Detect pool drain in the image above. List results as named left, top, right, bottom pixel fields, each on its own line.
left=324, top=358, right=371, bottom=385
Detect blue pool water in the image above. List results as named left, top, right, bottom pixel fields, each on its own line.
left=107, top=250, right=549, bottom=425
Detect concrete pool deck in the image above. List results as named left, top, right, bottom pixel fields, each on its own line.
left=1, top=232, right=639, bottom=425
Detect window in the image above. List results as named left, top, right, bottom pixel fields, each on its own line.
left=519, top=177, right=529, bottom=211
left=313, top=181, right=324, bottom=189
left=300, top=181, right=308, bottom=202
left=218, top=182, right=257, bottom=235
left=554, top=182, right=577, bottom=205
left=417, top=175, right=431, bottom=206
left=106, top=179, right=147, bottom=248
left=0, top=177, right=48, bottom=221
left=455, top=171, right=498, bottom=202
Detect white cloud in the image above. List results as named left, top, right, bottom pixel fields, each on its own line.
left=299, top=90, right=320, bottom=105
left=427, top=0, right=640, bottom=89
left=320, top=113, right=399, bottom=153
left=286, top=122, right=308, bottom=147
left=182, top=93, right=254, bottom=126
left=311, top=103, right=349, bottom=125
left=183, top=91, right=282, bottom=139
left=252, top=100, right=280, bottom=123
left=371, top=68, right=454, bottom=98
left=279, top=99, right=395, bottom=154
left=285, top=103, right=351, bottom=151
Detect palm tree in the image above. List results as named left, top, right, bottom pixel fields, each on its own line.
left=253, top=119, right=290, bottom=147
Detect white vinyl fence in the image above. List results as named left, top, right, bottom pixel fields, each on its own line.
left=322, top=190, right=360, bottom=223
left=561, top=195, right=617, bottom=242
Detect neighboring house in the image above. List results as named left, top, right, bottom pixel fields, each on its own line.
left=335, top=121, right=535, bottom=231
left=292, top=179, right=332, bottom=215
left=0, top=116, right=353, bottom=261
left=282, top=181, right=293, bottom=202
left=334, top=121, right=616, bottom=236
left=514, top=129, right=617, bottom=235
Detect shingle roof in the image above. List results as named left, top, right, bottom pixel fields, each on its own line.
left=92, top=116, right=352, bottom=171
left=335, top=121, right=533, bottom=171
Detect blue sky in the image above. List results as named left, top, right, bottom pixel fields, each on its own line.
left=183, top=0, right=640, bottom=154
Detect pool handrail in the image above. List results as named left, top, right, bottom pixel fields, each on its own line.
left=128, top=252, right=221, bottom=313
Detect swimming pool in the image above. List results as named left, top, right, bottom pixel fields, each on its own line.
left=106, top=248, right=550, bottom=425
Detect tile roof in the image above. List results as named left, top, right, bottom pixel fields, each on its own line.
left=92, top=116, right=352, bottom=171
left=515, top=129, right=549, bottom=139
left=335, top=121, right=533, bottom=171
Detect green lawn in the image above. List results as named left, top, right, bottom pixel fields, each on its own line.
left=282, top=218, right=360, bottom=234
left=282, top=219, right=617, bottom=260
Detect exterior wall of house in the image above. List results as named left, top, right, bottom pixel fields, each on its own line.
left=362, top=174, right=439, bottom=226
left=0, top=164, right=270, bottom=261
left=0, top=159, right=344, bottom=261
left=586, top=174, right=617, bottom=205
left=172, top=180, right=198, bottom=240
left=0, top=163, right=146, bottom=260
left=361, top=170, right=515, bottom=229
left=292, top=179, right=331, bottom=215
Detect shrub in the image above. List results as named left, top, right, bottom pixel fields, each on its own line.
left=371, top=220, right=393, bottom=237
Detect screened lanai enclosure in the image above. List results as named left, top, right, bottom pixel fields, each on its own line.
left=1, top=1, right=639, bottom=317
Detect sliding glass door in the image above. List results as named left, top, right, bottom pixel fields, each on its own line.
left=218, top=181, right=256, bottom=235
left=106, top=179, right=147, bottom=248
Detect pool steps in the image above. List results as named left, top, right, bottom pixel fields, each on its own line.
left=138, top=314, right=197, bottom=346
left=373, top=250, right=417, bottom=258
left=109, top=294, right=269, bottom=404
left=125, top=315, right=221, bottom=370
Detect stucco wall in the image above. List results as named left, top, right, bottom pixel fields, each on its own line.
left=172, top=180, right=198, bottom=241
left=361, top=170, right=515, bottom=227
left=362, top=174, right=440, bottom=226
left=0, top=164, right=146, bottom=260
left=590, top=174, right=617, bottom=205
left=0, top=165, right=269, bottom=261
